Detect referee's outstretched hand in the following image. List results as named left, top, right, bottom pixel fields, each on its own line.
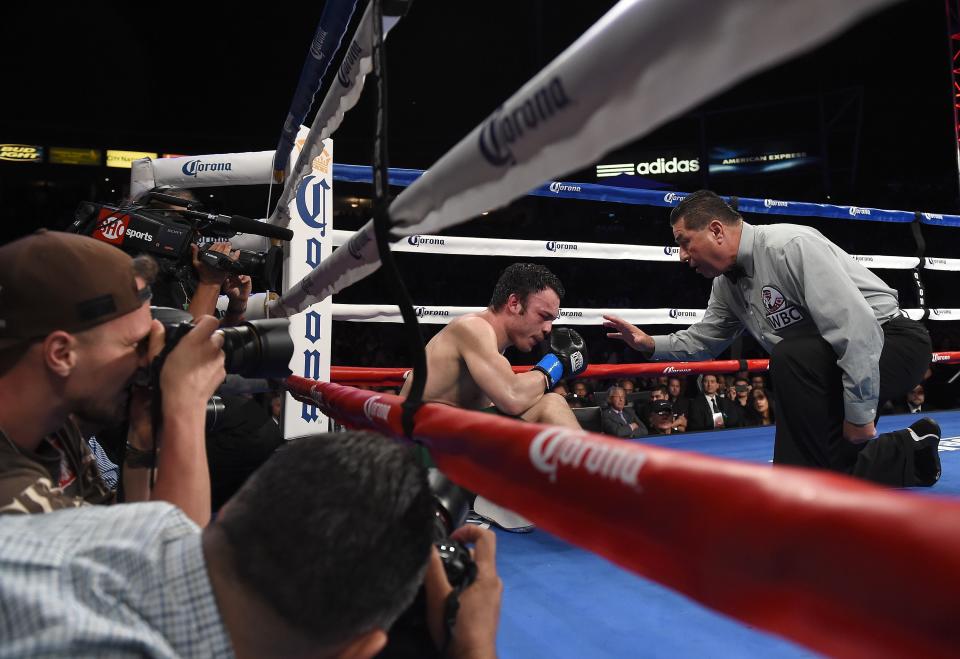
left=603, top=314, right=655, bottom=354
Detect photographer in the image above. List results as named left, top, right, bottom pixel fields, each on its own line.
left=0, top=231, right=224, bottom=525
left=0, top=431, right=503, bottom=659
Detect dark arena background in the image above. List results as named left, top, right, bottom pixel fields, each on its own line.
left=4, top=2, right=960, bottom=656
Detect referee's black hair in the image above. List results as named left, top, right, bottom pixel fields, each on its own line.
left=670, top=190, right=742, bottom=230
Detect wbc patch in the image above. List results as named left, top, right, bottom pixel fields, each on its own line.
left=761, top=285, right=804, bottom=330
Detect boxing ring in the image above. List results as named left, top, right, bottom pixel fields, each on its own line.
left=132, top=0, right=960, bottom=655
left=495, top=410, right=960, bottom=659
left=285, top=378, right=960, bottom=658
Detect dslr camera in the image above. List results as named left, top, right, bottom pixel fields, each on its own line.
left=379, top=469, right=478, bottom=658
left=151, top=307, right=294, bottom=380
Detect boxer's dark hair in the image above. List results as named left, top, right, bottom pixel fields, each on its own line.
left=670, top=190, right=742, bottom=230
left=489, top=263, right=565, bottom=311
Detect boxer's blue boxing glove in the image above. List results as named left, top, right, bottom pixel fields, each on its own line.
left=533, top=328, right=589, bottom=392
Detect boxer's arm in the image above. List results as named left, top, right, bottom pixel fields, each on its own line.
left=457, top=319, right=548, bottom=416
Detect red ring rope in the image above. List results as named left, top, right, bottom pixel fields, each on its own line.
left=285, top=375, right=960, bottom=658
left=331, top=352, right=960, bottom=386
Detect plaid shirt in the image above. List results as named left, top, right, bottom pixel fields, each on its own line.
left=0, top=502, right=233, bottom=658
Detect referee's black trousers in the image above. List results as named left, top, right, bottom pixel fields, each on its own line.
left=769, top=316, right=931, bottom=476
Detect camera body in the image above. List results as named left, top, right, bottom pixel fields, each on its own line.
left=70, top=201, right=284, bottom=291
left=379, top=470, right=477, bottom=658
left=152, top=307, right=294, bottom=380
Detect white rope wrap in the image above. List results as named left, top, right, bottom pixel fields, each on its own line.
left=331, top=230, right=922, bottom=269
left=330, top=304, right=952, bottom=325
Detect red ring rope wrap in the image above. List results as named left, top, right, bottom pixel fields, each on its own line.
left=331, top=352, right=960, bottom=385
left=286, top=375, right=960, bottom=659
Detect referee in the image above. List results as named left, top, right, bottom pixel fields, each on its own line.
left=604, top=190, right=940, bottom=486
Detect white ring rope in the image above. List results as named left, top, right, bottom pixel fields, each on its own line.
left=331, top=229, right=923, bottom=269
left=329, top=304, right=949, bottom=325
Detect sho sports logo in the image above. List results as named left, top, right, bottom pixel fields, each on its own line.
left=559, top=310, right=583, bottom=318
left=663, top=366, right=691, bottom=374
left=407, top=235, right=446, bottom=247
left=663, top=192, right=686, bottom=204
left=529, top=427, right=646, bottom=486
left=663, top=246, right=680, bottom=256
left=848, top=206, right=871, bottom=217
left=763, top=199, right=789, bottom=208
left=479, top=76, right=571, bottom=167
left=95, top=211, right=130, bottom=245
left=181, top=159, right=234, bottom=178
left=124, top=228, right=154, bottom=242
left=668, top=309, right=697, bottom=319
left=546, top=241, right=577, bottom=252
left=549, top=182, right=581, bottom=193
left=362, top=396, right=390, bottom=423
left=415, top=307, right=450, bottom=318
left=337, top=40, right=363, bottom=87
left=94, top=212, right=154, bottom=245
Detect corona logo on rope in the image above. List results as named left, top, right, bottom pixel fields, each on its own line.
left=546, top=241, right=577, bottom=252
left=763, top=199, right=789, bottom=209
left=181, top=159, right=234, bottom=178
left=663, top=366, right=692, bottom=374
left=663, top=246, right=680, bottom=256
left=478, top=76, right=571, bottom=167
left=362, top=396, right=391, bottom=423
left=927, top=257, right=948, bottom=266
left=848, top=206, right=871, bottom=217
left=558, top=309, right=582, bottom=318
left=407, top=235, right=446, bottom=247
left=415, top=307, right=450, bottom=318
left=338, top=40, right=363, bottom=87
left=529, top=427, right=646, bottom=487
left=549, top=182, right=581, bottom=193
left=922, top=212, right=944, bottom=221
left=933, top=353, right=951, bottom=362
left=663, top=192, right=686, bottom=204
left=668, top=309, right=697, bottom=319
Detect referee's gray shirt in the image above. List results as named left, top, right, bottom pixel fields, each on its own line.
left=652, top=221, right=901, bottom=425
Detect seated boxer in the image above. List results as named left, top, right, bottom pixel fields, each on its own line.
left=401, top=263, right=585, bottom=429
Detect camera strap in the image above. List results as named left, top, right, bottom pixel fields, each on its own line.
left=440, top=589, right=463, bottom=658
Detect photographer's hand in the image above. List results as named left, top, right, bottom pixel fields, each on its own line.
left=189, top=242, right=238, bottom=320
left=425, top=525, right=502, bottom=659
left=151, top=315, right=225, bottom=526
left=121, top=319, right=165, bottom=504
left=222, top=274, right=252, bottom=326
